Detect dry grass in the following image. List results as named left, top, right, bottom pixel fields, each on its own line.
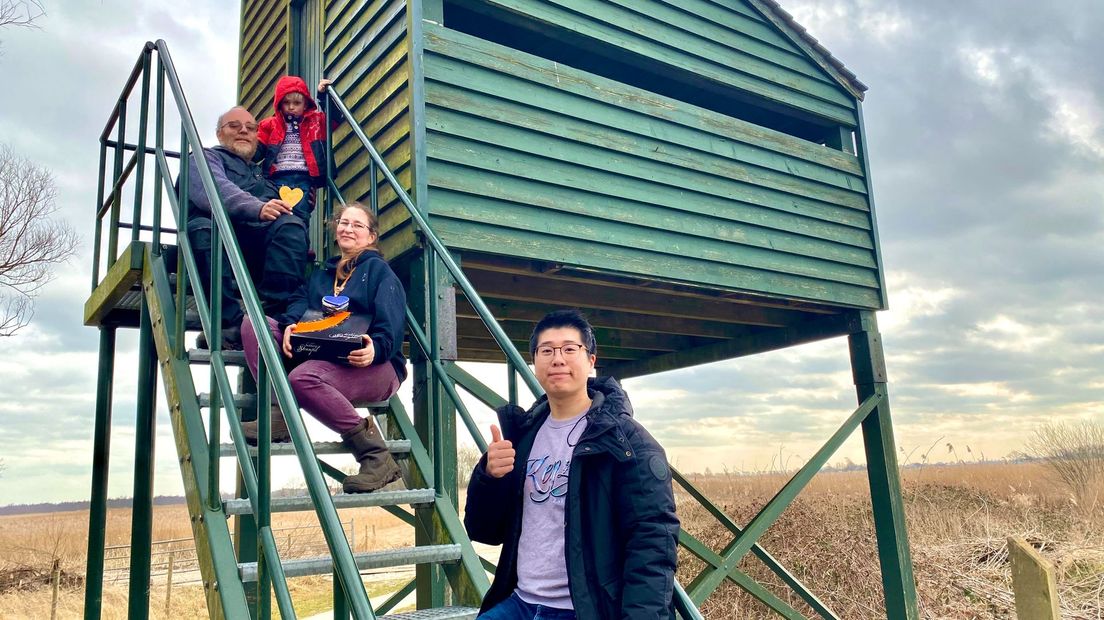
left=2, top=462, right=1101, bottom=618
left=678, top=462, right=1103, bottom=619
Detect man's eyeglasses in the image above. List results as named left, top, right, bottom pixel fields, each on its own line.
left=534, top=343, right=588, bottom=359
left=220, top=120, right=259, bottom=133
left=335, top=218, right=372, bottom=232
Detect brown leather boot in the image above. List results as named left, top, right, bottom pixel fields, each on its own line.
left=340, top=418, right=402, bottom=493
left=241, top=405, right=291, bottom=446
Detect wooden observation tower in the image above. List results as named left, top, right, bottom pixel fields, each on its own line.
left=81, top=0, right=918, bottom=618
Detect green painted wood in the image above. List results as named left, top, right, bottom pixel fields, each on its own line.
left=424, top=75, right=864, bottom=196
left=450, top=0, right=857, bottom=125
left=556, top=0, right=851, bottom=104
left=425, top=25, right=861, bottom=174
left=418, top=24, right=882, bottom=309
left=1008, top=537, right=1061, bottom=620
left=432, top=219, right=883, bottom=308
left=239, top=0, right=287, bottom=118
left=607, top=312, right=856, bottom=378
left=849, top=312, right=919, bottom=620
left=424, top=108, right=868, bottom=213
left=429, top=191, right=879, bottom=286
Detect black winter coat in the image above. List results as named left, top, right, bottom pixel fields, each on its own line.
left=276, top=250, right=407, bottom=381
left=464, top=377, right=679, bottom=619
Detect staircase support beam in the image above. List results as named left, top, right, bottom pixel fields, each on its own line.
left=850, top=311, right=919, bottom=620
left=127, top=286, right=159, bottom=618
left=83, top=327, right=117, bottom=620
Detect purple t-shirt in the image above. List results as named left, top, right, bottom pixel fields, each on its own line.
left=515, top=409, right=588, bottom=609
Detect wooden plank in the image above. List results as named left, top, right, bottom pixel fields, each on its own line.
left=462, top=269, right=811, bottom=326
left=428, top=190, right=880, bottom=287
left=456, top=316, right=717, bottom=352
left=450, top=0, right=856, bottom=124
left=324, top=0, right=391, bottom=60
left=424, top=106, right=869, bottom=211
left=423, top=71, right=867, bottom=193
left=656, top=0, right=808, bottom=58
left=424, top=24, right=861, bottom=172
left=241, top=4, right=287, bottom=81
left=606, top=312, right=856, bottom=378
left=425, top=132, right=870, bottom=232
left=428, top=162, right=872, bottom=253
left=456, top=297, right=760, bottom=339
left=1008, top=537, right=1061, bottom=620
left=456, top=335, right=646, bottom=362
left=549, top=0, right=851, bottom=104
left=425, top=139, right=871, bottom=239
left=622, top=0, right=834, bottom=84
left=84, top=241, right=145, bottom=327
left=325, top=0, right=406, bottom=79
left=433, top=219, right=883, bottom=308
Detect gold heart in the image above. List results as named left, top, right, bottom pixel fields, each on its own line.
left=279, top=186, right=304, bottom=208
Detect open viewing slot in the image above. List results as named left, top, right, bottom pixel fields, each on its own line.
left=442, top=0, right=854, bottom=149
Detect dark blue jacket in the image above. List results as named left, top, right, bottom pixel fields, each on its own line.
left=277, top=250, right=407, bottom=381
left=465, top=377, right=679, bottom=619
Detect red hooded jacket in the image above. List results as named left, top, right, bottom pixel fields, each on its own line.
left=256, top=76, right=339, bottom=182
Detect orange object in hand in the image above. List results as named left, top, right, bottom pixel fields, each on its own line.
left=291, top=311, right=351, bottom=334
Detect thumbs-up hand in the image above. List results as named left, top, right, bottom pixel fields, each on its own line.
left=486, top=424, right=515, bottom=479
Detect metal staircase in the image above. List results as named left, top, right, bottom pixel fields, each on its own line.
left=83, top=35, right=917, bottom=620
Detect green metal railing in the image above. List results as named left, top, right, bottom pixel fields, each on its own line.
left=88, top=40, right=375, bottom=619
left=319, top=87, right=705, bottom=619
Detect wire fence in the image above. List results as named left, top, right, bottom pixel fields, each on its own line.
left=102, top=519, right=358, bottom=586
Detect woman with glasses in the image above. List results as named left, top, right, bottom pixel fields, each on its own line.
left=239, top=201, right=406, bottom=494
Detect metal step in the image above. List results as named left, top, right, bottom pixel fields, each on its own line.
left=384, top=608, right=480, bottom=620
left=239, top=544, right=462, bottom=582
left=198, top=392, right=255, bottom=410
left=218, top=439, right=411, bottom=458
left=223, top=488, right=435, bottom=515
left=188, top=348, right=246, bottom=366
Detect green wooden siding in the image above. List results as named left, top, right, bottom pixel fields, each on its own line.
left=239, top=0, right=288, bottom=119
left=423, top=24, right=882, bottom=308
left=450, top=0, right=857, bottom=126
left=324, top=0, right=414, bottom=257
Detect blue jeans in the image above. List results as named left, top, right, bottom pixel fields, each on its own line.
left=479, top=593, right=576, bottom=620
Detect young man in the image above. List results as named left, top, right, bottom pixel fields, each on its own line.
left=464, top=309, right=679, bottom=619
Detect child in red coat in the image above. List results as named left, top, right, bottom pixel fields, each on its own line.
left=256, top=75, right=340, bottom=224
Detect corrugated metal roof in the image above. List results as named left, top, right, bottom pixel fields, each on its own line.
left=756, top=0, right=869, bottom=98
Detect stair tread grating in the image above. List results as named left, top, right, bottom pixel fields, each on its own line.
left=383, top=608, right=480, bottom=620
left=223, top=488, right=435, bottom=515
left=238, top=544, right=462, bottom=581
left=218, top=439, right=411, bottom=457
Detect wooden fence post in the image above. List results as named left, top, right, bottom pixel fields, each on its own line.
left=50, top=558, right=60, bottom=620
left=165, top=550, right=175, bottom=613
left=1007, top=537, right=1060, bottom=620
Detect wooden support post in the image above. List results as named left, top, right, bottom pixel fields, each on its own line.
left=849, top=311, right=919, bottom=620
left=50, top=558, right=60, bottom=620
left=165, top=551, right=175, bottom=614
left=1008, top=537, right=1060, bottom=620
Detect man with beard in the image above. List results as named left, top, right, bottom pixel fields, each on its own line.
left=186, top=106, right=309, bottom=349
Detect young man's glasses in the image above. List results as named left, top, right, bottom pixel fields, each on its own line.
left=335, top=218, right=371, bottom=232
left=534, top=343, right=588, bottom=359
left=219, top=120, right=259, bottom=133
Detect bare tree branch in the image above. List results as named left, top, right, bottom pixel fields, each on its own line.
left=0, top=1, right=45, bottom=29
left=0, top=143, right=77, bottom=336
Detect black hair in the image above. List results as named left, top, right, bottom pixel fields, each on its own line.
left=529, top=309, right=597, bottom=357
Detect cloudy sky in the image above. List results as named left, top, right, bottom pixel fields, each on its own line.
left=0, top=0, right=1101, bottom=505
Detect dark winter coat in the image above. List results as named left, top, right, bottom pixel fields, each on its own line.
left=464, top=377, right=680, bottom=620
left=256, top=76, right=340, bottom=183
left=276, top=250, right=407, bottom=381
left=187, top=145, right=278, bottom=229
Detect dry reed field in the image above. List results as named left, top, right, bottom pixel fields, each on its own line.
left=1, top=461, right=1101, bottom=619
left=678, top=462, right=1104, bottom=619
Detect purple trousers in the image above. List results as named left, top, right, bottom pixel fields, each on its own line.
left=241, top=316, right=401, bottom=433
